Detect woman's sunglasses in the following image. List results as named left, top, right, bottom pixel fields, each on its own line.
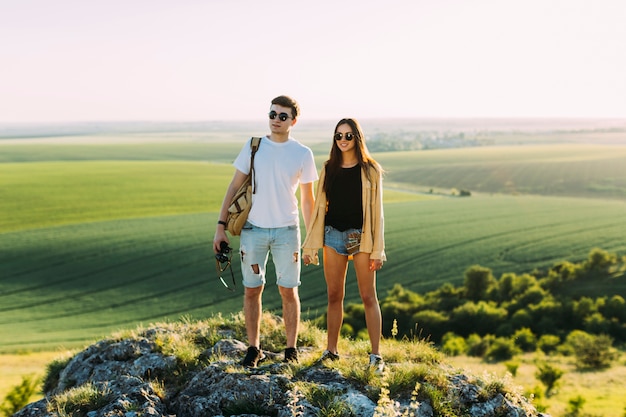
left=268, top=111, right=291, bottom=122
left=334, top=132, right=355, bottom=141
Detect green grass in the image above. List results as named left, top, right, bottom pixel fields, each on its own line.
left=0, top=160, right=230, bottom=232
left=0, top=159, right=426, bottom=233
left=0, top=141, right=244, bottom=163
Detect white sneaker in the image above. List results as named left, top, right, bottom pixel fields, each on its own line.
left=369, top=354, right=384, bottom=374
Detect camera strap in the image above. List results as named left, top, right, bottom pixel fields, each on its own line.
left=216, top=256, right=236, bottom=292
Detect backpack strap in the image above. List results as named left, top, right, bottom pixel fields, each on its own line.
left=250, top=137, right=262, bottom=194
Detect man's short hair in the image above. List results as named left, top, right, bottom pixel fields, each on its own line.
left=271, top=95, right=300, bottom=119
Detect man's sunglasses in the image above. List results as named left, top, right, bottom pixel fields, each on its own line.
left=269, top=111, right=291, bottom=122
left=334, top=132, right=355, bottom=141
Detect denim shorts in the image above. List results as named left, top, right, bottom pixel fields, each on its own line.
left=239, top=221, right=301, bottom=288
left=324, top=225, right=362, bottom=256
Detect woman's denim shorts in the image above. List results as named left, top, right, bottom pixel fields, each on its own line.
left=324, top=225, right=362, bottom=256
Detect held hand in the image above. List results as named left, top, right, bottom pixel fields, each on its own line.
left=213, top=230, right=229, bottom=253
left=303, top=255, right=312, bottom=266
left=369, top=259, right=383, bottom=272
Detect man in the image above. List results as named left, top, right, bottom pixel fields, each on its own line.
left=213, top=95, right=317, bottom=367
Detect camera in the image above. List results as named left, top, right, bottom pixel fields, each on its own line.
left=215, top=241, right=232, bottom=263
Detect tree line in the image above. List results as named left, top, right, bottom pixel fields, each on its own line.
left=325, top=248, right=625, bottom=365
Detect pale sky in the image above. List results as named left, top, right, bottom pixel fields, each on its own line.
left=1, top=0, right=625, bottom=123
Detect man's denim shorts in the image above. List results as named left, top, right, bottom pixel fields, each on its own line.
left=239, top=221, right=301, bottom=288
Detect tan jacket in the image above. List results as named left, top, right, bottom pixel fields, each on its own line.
left=302, top=163, right=386, bottom=265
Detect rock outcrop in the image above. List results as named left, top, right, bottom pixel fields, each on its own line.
left=13, top=323, right=550, bottom=417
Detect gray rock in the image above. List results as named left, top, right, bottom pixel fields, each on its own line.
left=12, top=326, right=549, bottom=417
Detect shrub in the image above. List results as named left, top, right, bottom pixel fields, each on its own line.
left=565, top=330, right=619, bottom=369
left=0, top=375, right=40, bottom=417
left=464, top=265, right=495, bottom=302
left=440, top=332, right=467, bottom=356
left=512, top=327, right=537, bottom=352
left=43, top=355, right=73, bottom=393
left=602, top=295, right=626, bottom=321
left=466, top=334, right=495, bottom=358
left=583, top=312, right=611, bottom=334
left=451, top=301, right=507, bottom=336
left=411, top=310, right=449, bottom=342
left=510, top=309, right=533, bottom=329
left=584, top=248, right=617, bottom=271
left=484, top=337, right=521, bottom=362
left=563, top=395, right=586, bottom=417
left=504, top=360, right=520, bottom=377
left=537, top=334, right=561, bottom=355
left=535, top=362, right=564, bottom=397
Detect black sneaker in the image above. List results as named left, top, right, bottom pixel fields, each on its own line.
left=242, top=346, right=265, bottom=368
left=283, top=347, right=298, bottom=363
left=317, top=350, right=340, bottom=363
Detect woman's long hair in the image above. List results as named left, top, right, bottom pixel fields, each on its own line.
left=323, top=118, right=382, bottom=194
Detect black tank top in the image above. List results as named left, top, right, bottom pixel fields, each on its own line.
left=325, top=165, right=363, bottom=231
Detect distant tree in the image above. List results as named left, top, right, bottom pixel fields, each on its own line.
left=512, top=327, right=537, bottom=352
left=584, top=248, right=617, bottom=272
left=510, top=308, right=533, bottom=330
left=343, top=303, right=366, bottom=336
left=537, top=334, right=561, bottom=355
left=427, top=283, right=465, bottom=311
left=384, top=283, right=424, bottom=305
left=602, top=295, right=626, bottom=321
left=441, top=332, right=467, bottom=356
left=484, top=337, right=521, bottom=362
left=451, top=301, right=508, bottom=336
left=466, top=333, right=495, bottom=357
left=510, top=273, right=538, bottom=297
left=549, top=260, right=582, bottom=281
left=498, top=273, right=515, bottom=301
left=572, top=297, right=597, bottom=325
left=464, top=265, right=495, bottom=302
left=527, top=298, right=564, bottom=334
left=583, top=312, right=611, bottom=334
left=412, top=309, right=449, bottom=342
left=512, top=285, right=548, bottom=310
left=340, top=323, right=354, bottom=338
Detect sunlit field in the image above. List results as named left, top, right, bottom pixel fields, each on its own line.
left=376, top=144, right=626, bottom=200
left=2, top=138, right=626, bottom=353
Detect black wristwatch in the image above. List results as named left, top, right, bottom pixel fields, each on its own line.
left=217, top=220, right=227, bottom=227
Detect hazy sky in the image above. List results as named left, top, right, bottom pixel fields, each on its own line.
left=1, top=0, right=625, bottom=122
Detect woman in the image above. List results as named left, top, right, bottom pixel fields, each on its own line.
left=302, top=118, right=386, bottom=372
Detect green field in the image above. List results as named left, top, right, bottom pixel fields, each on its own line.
left=376, top=144, right=626, bottom=199
left=2, top=134, right=626, bottom=354
left=2, top=125, right=626, bottom=416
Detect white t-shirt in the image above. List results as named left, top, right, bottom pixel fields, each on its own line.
left=233, top=136, right=318, bottom=228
